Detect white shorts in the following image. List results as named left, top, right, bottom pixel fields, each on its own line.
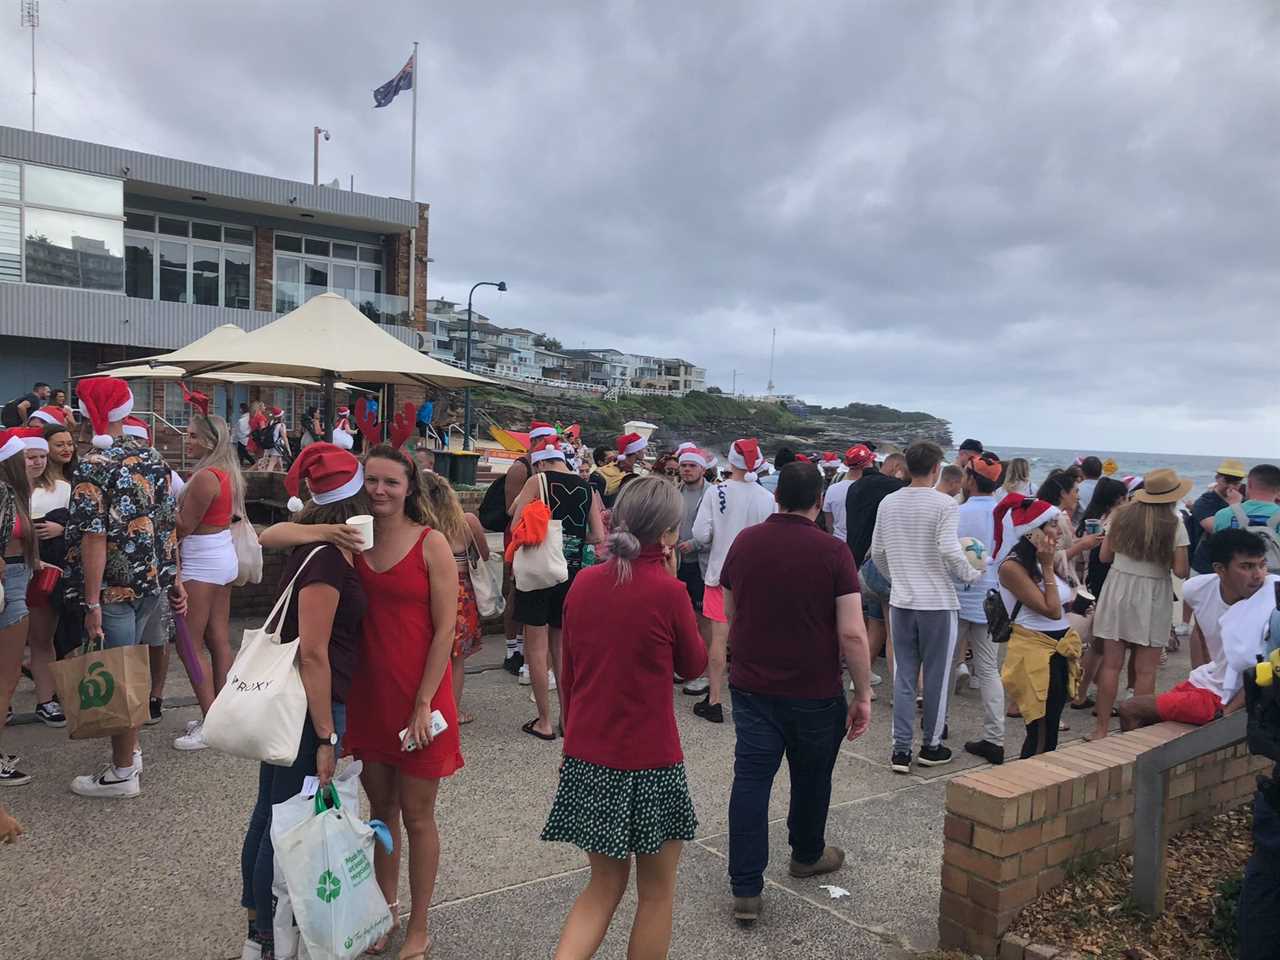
left=179, top=530, right=239, bottom=586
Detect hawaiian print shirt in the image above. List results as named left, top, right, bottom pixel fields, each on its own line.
left=65, top=437, right=178, bottom=604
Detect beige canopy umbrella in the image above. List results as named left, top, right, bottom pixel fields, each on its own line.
left=72, top=365, right=372, bottom=393
left=149, top=293, right=494, bottom=390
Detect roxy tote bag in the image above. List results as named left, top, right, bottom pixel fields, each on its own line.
left=513, top=473, right=569, bottom=591
left=202, top=546, right=325, bottom=766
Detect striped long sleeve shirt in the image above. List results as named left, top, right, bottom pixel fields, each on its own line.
left=869, top=486, right=983, bottom=611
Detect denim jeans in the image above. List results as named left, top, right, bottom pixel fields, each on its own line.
left=100, top=595, right=161, bottom=649
left=240, top=703, right=347, bottom=940
left=728, top=687, right=846, bottom=898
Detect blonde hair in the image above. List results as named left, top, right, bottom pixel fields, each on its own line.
left=1106, top=500, right=1178, bottom=566
left=188, top=414, right=245, bottom=513
left=607, top=476, right=681, bottom=584
left=1002, top=458, right=1031, bottom=494
left=418, top=470, right=469, bottom=549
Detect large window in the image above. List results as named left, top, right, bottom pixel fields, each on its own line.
left=274, top=232, right=382, bottom=314
left=125, top=211, right=254, bottom=308
left=0, top=159, right=125, bottom=291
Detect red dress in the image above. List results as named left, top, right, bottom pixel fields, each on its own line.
left=345, top=527, right=464, bottom=779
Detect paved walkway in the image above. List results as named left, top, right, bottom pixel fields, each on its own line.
left=0, top=627, right=1189, bottom=960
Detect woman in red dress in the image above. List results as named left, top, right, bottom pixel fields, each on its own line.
left=258, top=442, right=461, bottom=960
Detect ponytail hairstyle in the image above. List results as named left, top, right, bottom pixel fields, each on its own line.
left=607, top=476, right=682, bottom=584
left=417, top=469, right=469, bottom=548
left=188, top=413, right=245, bottom=513
left=0, top=453, right=36, bottom=566
left=363, top=443, right=433, bottom=525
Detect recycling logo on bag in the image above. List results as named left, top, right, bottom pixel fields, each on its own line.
left=316, top=869, right=342, bottom=903
left=78, top=661, right=115, bottom=709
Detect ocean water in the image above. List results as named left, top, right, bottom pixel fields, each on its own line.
left=962, top=445, right=1278, bottom=500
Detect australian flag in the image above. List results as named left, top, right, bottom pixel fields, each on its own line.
left=373, top=54, right=414, bottom=108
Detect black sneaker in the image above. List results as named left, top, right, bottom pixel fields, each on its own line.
left=35, top=699, right=66, bottom=728
left=964, top=740, right=1004, bottom=765
left=890, top=750, right=912, bottom=774
left=917, top=743, right=953, bottom=767
left=146, top=697, right=163, bottom=726
left=0, top=753, right=31, bottom=787
left=693, top=696, right=724, bottom=724
left=503, top=652, right=525, bottom=676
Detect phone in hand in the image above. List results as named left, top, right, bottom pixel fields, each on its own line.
left=1084, top=519, right=1102, bottom=535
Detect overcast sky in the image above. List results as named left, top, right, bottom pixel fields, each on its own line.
left=2, top=2, right=1277, bottom=456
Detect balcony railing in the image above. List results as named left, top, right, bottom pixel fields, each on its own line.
left=270, top=281, right=409, bottom=325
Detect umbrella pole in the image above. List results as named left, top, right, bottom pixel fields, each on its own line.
left=324, top=372, right=337, bottom=444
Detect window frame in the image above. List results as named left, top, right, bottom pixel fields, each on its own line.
left=272, top=231, right=383, bottom=313
left=124, top=206, right=255, bottom=308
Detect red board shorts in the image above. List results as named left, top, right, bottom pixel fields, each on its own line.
left=703, top=584, right=728, bottom=624
left=1155, top=680, right=1222, bottom=727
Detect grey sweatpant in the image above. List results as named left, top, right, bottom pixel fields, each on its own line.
left=889, top=607, right=958, bottom=753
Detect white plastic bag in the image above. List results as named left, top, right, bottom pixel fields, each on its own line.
left=270, top=762, right=364, bottom=960
left=203, top=547, right=323, bottom=766
left=232, top=515, right=264, bottom=586
left=275, top=784, right=393, bottom=960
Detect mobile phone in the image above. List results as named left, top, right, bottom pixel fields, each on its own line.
left=398, top=710, right=449, bottom=752
left=1084, top=519, right=1102, bottom=535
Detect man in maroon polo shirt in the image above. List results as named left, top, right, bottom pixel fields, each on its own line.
left=720, top=461, right=873, bottom=924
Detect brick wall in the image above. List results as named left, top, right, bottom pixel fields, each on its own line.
left=939, top=722, right=1269, bottom=958
left=384, top=202, right=429, bottom=328
left=254, top=227, right=274, bottom=312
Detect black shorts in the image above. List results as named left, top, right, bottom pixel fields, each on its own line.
left=677, top=561, right=705, bottom=613
left=513, top=572, right=575, bottom=628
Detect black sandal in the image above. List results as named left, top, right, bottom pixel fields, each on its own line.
left=522, top=719, right=556, bottom=741
left=1070, top=696, right=1096, bottom=710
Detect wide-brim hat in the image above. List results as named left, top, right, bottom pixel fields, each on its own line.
left=1133, top=468, right=1193, bottom=504
left=1215, top=458, right=1247, bottom=480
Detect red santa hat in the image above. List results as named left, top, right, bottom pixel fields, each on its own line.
left=0, top=429, right=28, bottom=464
left=77, top=377, right=134, bottom=449
left=727, top=438, right=765, bottom=481
left=1010, top=498, right=1060, bottom=541
left=819, top=451, right=840, bottom=470
left=530, top=437, right=568, bottom=464
left=1121, top=475, right=1142, bottom=493
left=337, top=406, right=350, bottom=417
left=28, top=405, right=68, bottom=427
left=844, top=444, right=875, bottom=469
left=15, top=426, right=47, bottom=453
left=678, top=447, right=709, bottom=469
left=675, top=441, right=698, bottom=456
left=122, top=416, right=151, bottom=442
left=284, top=443, right=364, bottom=513
left=616, top=432, right=648, bottom=460
left=529, top=420, right=556, bottom=442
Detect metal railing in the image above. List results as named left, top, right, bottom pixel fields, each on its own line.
left=133, top=409, right=191, bottom=471
left=269, top=281, right=410, bottom=325
left=1131, top=711, right=1248, bottom=915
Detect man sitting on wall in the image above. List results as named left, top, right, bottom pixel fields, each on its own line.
left=1119, top=529, right=1276, bottom=730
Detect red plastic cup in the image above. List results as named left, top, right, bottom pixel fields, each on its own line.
left=25, top=564, right=61, bottom=609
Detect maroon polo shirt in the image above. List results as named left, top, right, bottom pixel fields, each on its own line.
left=720, top=512, right=859, bottom=699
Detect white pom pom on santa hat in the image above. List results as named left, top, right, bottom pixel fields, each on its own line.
left=284, top=442, right=363, bottom=514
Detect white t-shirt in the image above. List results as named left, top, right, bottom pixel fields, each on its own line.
left=30, top=480, right=70, bottom=519
left=822, top=478, right=856, bottom=541
left=955, top=494, right=999, bottom=623
left=1183, top=573, right=1235, bottom=704
left=692, top=478, right=777, bottom=586
left=1000, top=571, right=1073, bottom=633
left=235, top=413, right=251, bottom=444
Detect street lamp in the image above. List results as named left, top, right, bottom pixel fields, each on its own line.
left=313, top=126, right=331, bottom=186
left=463, top=280, right=507, bottom=450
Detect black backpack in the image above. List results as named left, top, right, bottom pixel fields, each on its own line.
left=477, top=477, right=509, bottom=532
left=984, top=588, right=1022, bottom=644
left=251, top=423, right=276, bottom=451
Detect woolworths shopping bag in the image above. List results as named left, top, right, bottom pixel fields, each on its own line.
left=51, top=639, right=149, bottom=739
left=275, top=785, right=392, bottom=960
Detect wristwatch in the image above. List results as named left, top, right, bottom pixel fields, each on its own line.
left=322, top=732, right=338, bottom=747
left=82, top=601, right=101, bottom=611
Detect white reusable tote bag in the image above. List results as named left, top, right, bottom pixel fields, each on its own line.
left=467, top=525, right=505, bottom=618
left=232, top=514, right=264, bottom=586
left=203, top=546, right=325, bottom=766
left=513, top=472, right=569, bottom=591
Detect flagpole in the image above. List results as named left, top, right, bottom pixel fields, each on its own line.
left=410, top=41, right=418, bottom=202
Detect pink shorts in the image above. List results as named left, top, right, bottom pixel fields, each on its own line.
left=1156, top=681, right=1222, bottom=727
left=703, top=584, right=727, bottom=624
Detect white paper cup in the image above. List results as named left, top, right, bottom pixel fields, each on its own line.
left=345, top=514, right=374, bottom=551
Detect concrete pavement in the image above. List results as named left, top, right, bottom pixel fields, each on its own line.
left=0, top=627, right=1190, bottom=960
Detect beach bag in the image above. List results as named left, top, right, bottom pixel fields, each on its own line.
left=275, top=784, right=393, bottom=960
left=270, top=762, right=365, bottom=960
left=51, top=634, right=150, bottom=739
left=513, top=473, right=568, bottom=592
left=1230, top=505, right=1280, bottom=575
left=202, top=547, right=323, bottom=766
left=232, top=515, right=264, bottom=586
left=984, top=588, right=1022, bottom=645
left=467, top=526, right=505, bottom=618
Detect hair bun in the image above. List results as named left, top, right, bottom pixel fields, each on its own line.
left=608, top=530, right=640, bottom=560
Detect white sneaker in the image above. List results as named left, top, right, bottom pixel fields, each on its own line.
left=71, top=763, right=140, bottom=798
left=954, top=663, right=971, bottom=694
left=518, top=665, right=531, bottom=686
left=174, top=719, right=209, bottom=751
left=682, top=677, right=710, bottom=695
left=133, top=748, right=143, bottom=774
left=869, top=672, right=883, bottom=687
left=968, top=673, right=981, bottom=691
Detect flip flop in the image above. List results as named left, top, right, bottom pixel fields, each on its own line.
left=1069, top=697, right=1096, bottom=710
left=458, top=712, right=475, bottom=726
left=522, top=719, right=556, bottom=741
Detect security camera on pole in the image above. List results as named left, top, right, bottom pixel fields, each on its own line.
left=312, top=126, right=331, bottom=186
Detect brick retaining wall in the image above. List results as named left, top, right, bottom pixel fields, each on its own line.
left=939, top=722, right=1269, bottom=957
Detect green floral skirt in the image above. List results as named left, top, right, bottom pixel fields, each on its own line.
left=541, top=757, right=698, bottom=859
